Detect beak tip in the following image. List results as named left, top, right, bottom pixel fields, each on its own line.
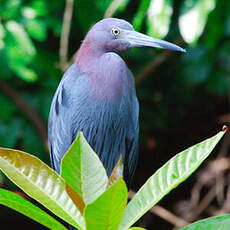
left=179, top=48, right=186, bottom=53
left=182, top=48, right=186, bottom=53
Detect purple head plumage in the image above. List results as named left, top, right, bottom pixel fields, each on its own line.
left=76, top=18, right=185, bottom=61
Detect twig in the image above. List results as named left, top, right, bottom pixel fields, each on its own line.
left=185, top=175, right=230, bottom=222
left=59, top=0, right=74, bottom=71
left=216, top=172, right=225, bottom=206
left=150, top=205, right=189, bottom=228
left=0, top=78, right=48, bottom=149
left=222, top=185, right=230, bottom=212
left=217, top=131, right=230, bottom=158
left=189, top=182, right=202, bottom=209
left=66, top=0, right=125, bottom=69
left=185, top=185, right=217, bottom=221
left=129, top=190, right=189, bottom=228
left=104, top=0, right=124, bottom=18
left=135, top=39, right=185, bottom=86
left=206, top=205, right=226, bottom=216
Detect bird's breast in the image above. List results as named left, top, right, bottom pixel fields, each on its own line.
left=84, top=52, right=130, bottom=103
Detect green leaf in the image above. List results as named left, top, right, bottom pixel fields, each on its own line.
left=0, top=118, right=22, bottom=147
left=179, top=0, right=217, bottom=44
left=84, top=178, right=128, bottom=230
left=5, top=21, right=37, bottom=81
left=6, top=21, right=36, bottom=57
left=0, top=0, right=21, bottom=20
left=61, top=132, right=108, bottom=205
left=0, top=148, right=85, bottom=230
left=147, top=0, right=173, bottom=38
left=180, top=214, right=230, bottom=230
left=132, top=0, right=151, bottom=31
left=0, top=23, right=5, bottom=49
left=119, top=129, right=226, bottom=230
left=11, top=65, right=38, bottom=82
left=25, top=19, right=47, bottom=42
left=0, top=188, right=67, bottom=230
left=0, top=94, right=16, bottom=122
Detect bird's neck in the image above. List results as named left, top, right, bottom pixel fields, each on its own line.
left=75, top=38, right=105, bottom=71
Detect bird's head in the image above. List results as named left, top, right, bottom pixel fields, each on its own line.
left=84, top=18, right=185, bottom=53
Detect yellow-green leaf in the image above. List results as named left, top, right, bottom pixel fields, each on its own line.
left=180, top=214, right=230, bottom=230
left=0, top=148, right=84, bottom=230
left=119, top=129, right=226, bottom=230
left=84, top=178, right=128, bottom=230
left=179, top=0, right=216, bottom=44
left=61, top=132, right=108, bottom=205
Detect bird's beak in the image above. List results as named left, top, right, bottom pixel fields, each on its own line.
left=119, top=29, right=186, bottom=52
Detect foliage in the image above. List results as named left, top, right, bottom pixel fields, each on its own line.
left=180, top=214, right=230, bottom=230
left=0, top=0, right=229, bottom=228
left=0, top=0, right=228, bottom=156
left=0, top=130, right=227, bottom=229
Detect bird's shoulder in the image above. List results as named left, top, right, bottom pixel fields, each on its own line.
left=101, top=52, right=127, bottom=69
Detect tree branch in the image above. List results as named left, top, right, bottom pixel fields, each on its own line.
left=104, top=0, right=124, bottom=18
left=59, top=0, right=74, bottom=71
left=0, top=78, right=48, bottom=149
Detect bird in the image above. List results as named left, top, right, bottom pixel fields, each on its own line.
left=48, top=18, right=185, bottom=190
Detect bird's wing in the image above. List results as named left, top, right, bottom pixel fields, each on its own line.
left=48, top=58, right=139, bottom=189
left=48, top=64, right=83, bottom=173
left=123, top=69, right=139, bottom=187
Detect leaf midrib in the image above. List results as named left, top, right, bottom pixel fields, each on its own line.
left=120, top=139, right=219, bottom=229
left=0, top=154, right=83, bottom=229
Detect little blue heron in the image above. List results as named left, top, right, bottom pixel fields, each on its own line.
left=48, top=18, right=185, bottom=189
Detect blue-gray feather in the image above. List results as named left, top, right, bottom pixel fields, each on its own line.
left=48, top=53, right=139, bottom=187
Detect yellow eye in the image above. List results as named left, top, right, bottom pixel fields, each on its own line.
left=112, top=28, right=120, bottom=36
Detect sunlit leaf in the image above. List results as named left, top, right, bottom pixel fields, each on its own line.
left=4, top=21, right=37, bottom=81
left=25, top=19, right=47, bottom=42
left=0, top=148, right=85, bottom=230
left=119, top=129, right=226, bottom=230
left=29, top=0, right=48, bottom=17
left=0, top=23, right=5, bottom=49
left=6, top=21, right=36, bottom=57
left=104, top=0, right=130, bottom=18
left=147, top=0, right=173, bottom=38
left=22, top=7, right=37, bottom=19
left=0, top=188, right=67, bottom=230
left=132, top=0, right=151, bottom=31
left=61, top=132, right=108, bottom=205
left=180, top=214, right=230, bottom=230
left=179, top=0, right=217, bottom=44
left=11, top=65, right=38, bottom=82
left=84, top=178, right=128, bottom=230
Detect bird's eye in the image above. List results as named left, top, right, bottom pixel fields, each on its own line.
left=111, top=28, right=120, bottom=36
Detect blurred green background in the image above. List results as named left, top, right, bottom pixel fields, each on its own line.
left=0, top=0, right=229, bottom=229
